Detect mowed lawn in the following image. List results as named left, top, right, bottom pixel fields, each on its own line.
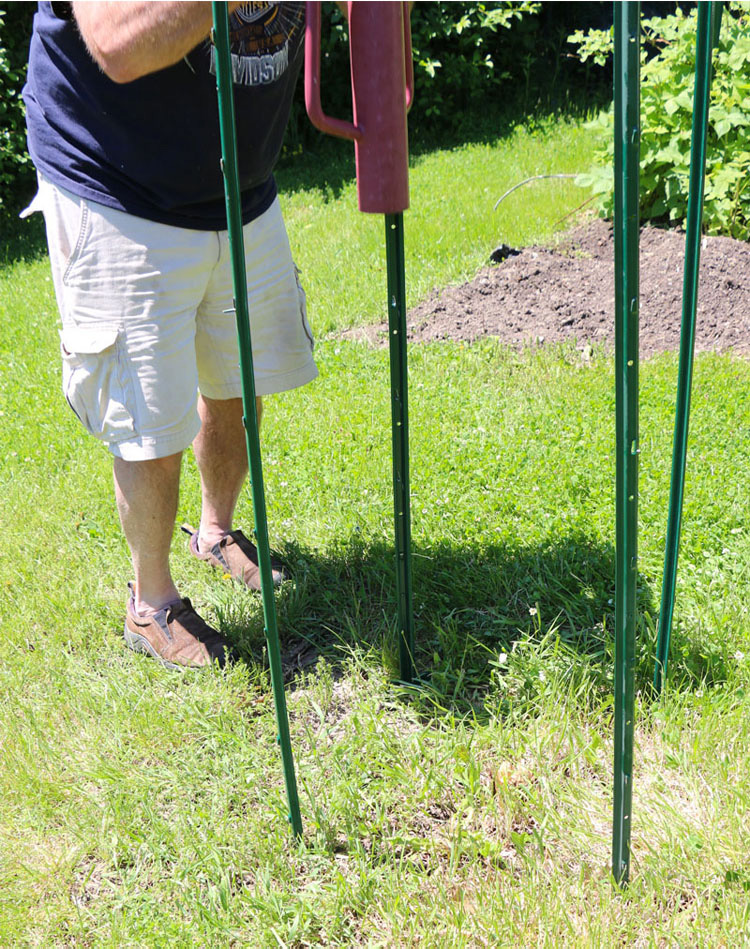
left=2, top=116, right=750, bottom=946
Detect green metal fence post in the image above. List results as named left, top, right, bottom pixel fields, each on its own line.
left=212, top=1, right=303, bottom=839
left=612, top=0, right=640, bottom=887
left=653, top=3, right=720, bottom=695
left=711, top=2, right=724, bottom=50
left=385, top=212, right=415, bottom=684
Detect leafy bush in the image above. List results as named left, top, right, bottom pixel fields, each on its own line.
left=287, top=0, right=544, bottom=148
left=569, top=5, right=750, bottom=239
left=408, top=1, right=542, bottom=121
left=0, top=6, right=34, bottom=224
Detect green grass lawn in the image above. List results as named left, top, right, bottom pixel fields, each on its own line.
left=2, top=116, right=750, bottom=946
left=276, top=116, right=595, bottom=334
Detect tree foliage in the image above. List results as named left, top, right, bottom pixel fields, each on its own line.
left=283, top=1, right=546, bottom=150
left=570, top=4, right=750, bottom=240
left=0, top=5, right=34, bottom=223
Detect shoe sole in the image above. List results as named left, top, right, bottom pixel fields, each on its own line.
left=123, top=624, right=185, bottom=671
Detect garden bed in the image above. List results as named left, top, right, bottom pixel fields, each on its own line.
left=344, top=217, right=750, bottom=358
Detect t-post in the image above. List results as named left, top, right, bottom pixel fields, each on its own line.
left=612, top=0, right=640, bottom=887
left=653, top=2, right=722, bottom=695
left=211, top=1, right=303, bottom=840
left=305, top=1, right=416, bottom=683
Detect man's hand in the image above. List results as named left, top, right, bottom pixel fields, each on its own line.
left=72, top=1, right=241, bottom=83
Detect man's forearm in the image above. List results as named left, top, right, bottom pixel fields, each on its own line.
left=72, top=1, right=240, bottom=84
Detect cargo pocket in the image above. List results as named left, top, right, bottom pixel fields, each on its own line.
left=294, top=264, right=314, bottom=349
left=60, top=325, right=135, bottom=443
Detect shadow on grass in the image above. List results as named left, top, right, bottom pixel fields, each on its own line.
left=224, top=530, right=728, bottom=720
left=273, top=87, right=608, bottom=205
left=2, top=89, right=606, bottom=263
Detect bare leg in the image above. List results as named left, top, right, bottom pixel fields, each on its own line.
left=192, top=394, right=262, bottom=552
left=113, top=452, right=183, bottom=614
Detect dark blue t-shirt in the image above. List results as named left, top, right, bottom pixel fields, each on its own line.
left=24, top=2, right=304, bottom=230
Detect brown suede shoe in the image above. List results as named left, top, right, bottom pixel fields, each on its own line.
left=181, top=524, right=289, bottom=592
left=124, top=585, right=233, bottom=670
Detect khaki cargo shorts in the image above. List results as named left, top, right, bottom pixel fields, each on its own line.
left=26, top=176, right=318, bottom=461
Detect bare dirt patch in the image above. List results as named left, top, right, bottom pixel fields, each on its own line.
left=342, top=218, right=750, bottom=359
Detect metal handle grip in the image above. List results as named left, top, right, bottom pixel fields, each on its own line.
left=304, top=2, right=414, bottom=139
left=304, top=1, right=362, bottom=141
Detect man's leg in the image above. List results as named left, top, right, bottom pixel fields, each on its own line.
left=192, top=394, right=262, bottom=552
left=188, top=197, right=317, bottom=587
left=36, top=178, right=232, bottom=666
left=116, top=450, right=232, bottom=669
left=113, top=453, right=183, bottom=614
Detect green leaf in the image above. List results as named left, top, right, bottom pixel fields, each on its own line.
left=574, top=3, right=750, bottom=236
left=715, top=118, right=733, bottom=138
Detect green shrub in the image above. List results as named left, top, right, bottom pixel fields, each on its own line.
left=569, top=4, right=750, bottom=239
left=287, top=0, right=543, bottom=149
left=408, top=1, right=542, bottom=122
left=0, top=7, right=34, bottom=223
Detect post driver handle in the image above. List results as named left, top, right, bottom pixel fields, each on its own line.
left=304, top=2, right=413, bottom=141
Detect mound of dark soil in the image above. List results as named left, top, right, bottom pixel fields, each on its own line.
left=343, top=218, right=750, bottom=359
